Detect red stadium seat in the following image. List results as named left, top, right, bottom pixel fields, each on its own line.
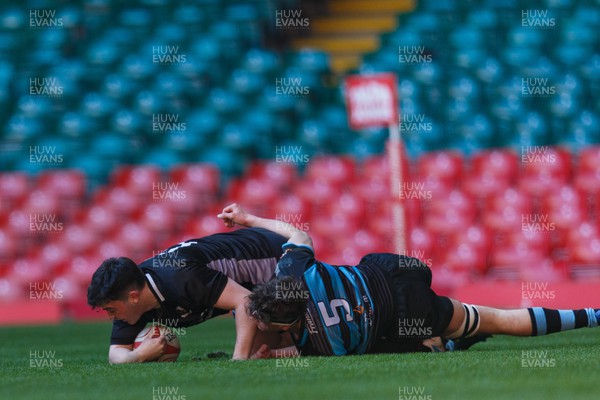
left=518, top=147, right=571, bottom=197
left=439, top=242, right=486, bottom=274
left=324, top=192, right=366, bottom=226
left=417, top=150, right=464, bottom=186
left=111, top=165, right=162, bottom=197
left=271, top=193, right=313, bottom=222
left=0, top=229, right=17, bottom=264
left=577, top=146, right=600, bottom=175
left=57, top=223, right=98, bottom=256
left=484, top=187, right=532, bottom=215
left=428, top=188, right=476, bottom=218
left=408, top=225, right=435, bottom=260
left=462, top=173, right=512, bottom=204
left=67, top=255, right=102, bottom=286
left=424, top=190, right=476, bottom=236
left=95, top=187, right=140, bottom=218
left=571, top=236, right=600, bottom=264
left=37, top=169, right=86, bottom=201
left=170, top=163, right=219, bottom=194
left=94, top=240, right=128, bottom=261
left=170, top=164, right=220, bottom=213
left=114, top=222, right=153, bottom=260
left=351, top=229, right=383, bottom=254
left=5, top=210, right=35, bottom=255
left=135, top=203, right=175, bottom=235
left=184, top=214, right=230, bottom=238
left=36, top=242, right=71, bottom=274
left=82, top=204, right=119, bottom=235
left=0, top=172, right=31, bottom=212
left=7, top=257, right=50, bottom=287
left=0, top=277, right=25, bottom=301
left=51, top=275, right=84, bottom=301
left=294, top=177, right=337, bottom=215
left=304, top=156, right=356, bottom=187
left=247, top=160, right=298, bottom=191
left=22, top=189, right=60, bottom=216
left=227, top=177, right=278, bottom=216
left=469, top=149, right=518, bottom=184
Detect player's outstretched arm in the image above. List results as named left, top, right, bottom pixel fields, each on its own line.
left=217, top=203, right=313, bottom=248
left=214, top=277, right=258, bottom=360
left=108, top=337, right=166, bottom=364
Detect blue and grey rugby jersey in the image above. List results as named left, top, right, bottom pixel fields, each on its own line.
left=276, top=244, right=394, bottom=356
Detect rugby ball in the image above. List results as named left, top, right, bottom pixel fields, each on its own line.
left=133, top=325, right=181, bottom=362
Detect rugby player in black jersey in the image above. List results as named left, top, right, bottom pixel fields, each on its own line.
left=217, top=204, right=600, bottom=358
left=87, top=227, right=287, bottom=363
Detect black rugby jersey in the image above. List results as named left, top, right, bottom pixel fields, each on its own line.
left=110, top=228, right=286, bottom=345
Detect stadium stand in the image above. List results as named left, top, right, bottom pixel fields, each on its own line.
left=0, top=0, right=599, bottom=323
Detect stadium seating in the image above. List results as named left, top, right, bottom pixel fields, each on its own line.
left=0, top=0, right=599, bottom=312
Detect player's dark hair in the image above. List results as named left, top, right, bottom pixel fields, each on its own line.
left=247, top=276, right=307, bottom=324
left=87, top=257, right=146, bottom=309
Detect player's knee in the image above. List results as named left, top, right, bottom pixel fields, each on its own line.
left=446, top=303, right=481, bottom=340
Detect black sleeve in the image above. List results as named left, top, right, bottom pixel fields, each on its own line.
left=275, top=244, right=316, bottom=279
left=110, top=316, right=151, bottom=346
left=179, top=262, right=229, bottom=311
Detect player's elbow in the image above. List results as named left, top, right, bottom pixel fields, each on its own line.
left=290, top=231, right=313, bottom=248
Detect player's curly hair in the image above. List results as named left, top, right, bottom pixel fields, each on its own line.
left=87, top=257, right=146, bottom=309
left=247, top=276, right=308, bottom=325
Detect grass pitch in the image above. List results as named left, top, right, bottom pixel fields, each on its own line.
left=1, top=317, right=598, bottom=400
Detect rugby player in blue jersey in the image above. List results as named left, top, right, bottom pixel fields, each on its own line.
left=217, top=204, right=600, bottom=358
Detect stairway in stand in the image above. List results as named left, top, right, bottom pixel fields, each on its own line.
left=293, top=0, right=416, bottom=75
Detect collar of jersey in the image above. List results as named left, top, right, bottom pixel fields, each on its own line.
left=145, top=273, right=166, bottom=303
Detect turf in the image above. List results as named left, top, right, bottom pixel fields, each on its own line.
left=1, top=317, right=598, bottom=400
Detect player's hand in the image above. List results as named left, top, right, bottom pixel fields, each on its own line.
left=217, top=203, right=252, bottom=228
left=134, top=334, right=167, bottom=362
left=250, top=344, right=271, bottom=359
